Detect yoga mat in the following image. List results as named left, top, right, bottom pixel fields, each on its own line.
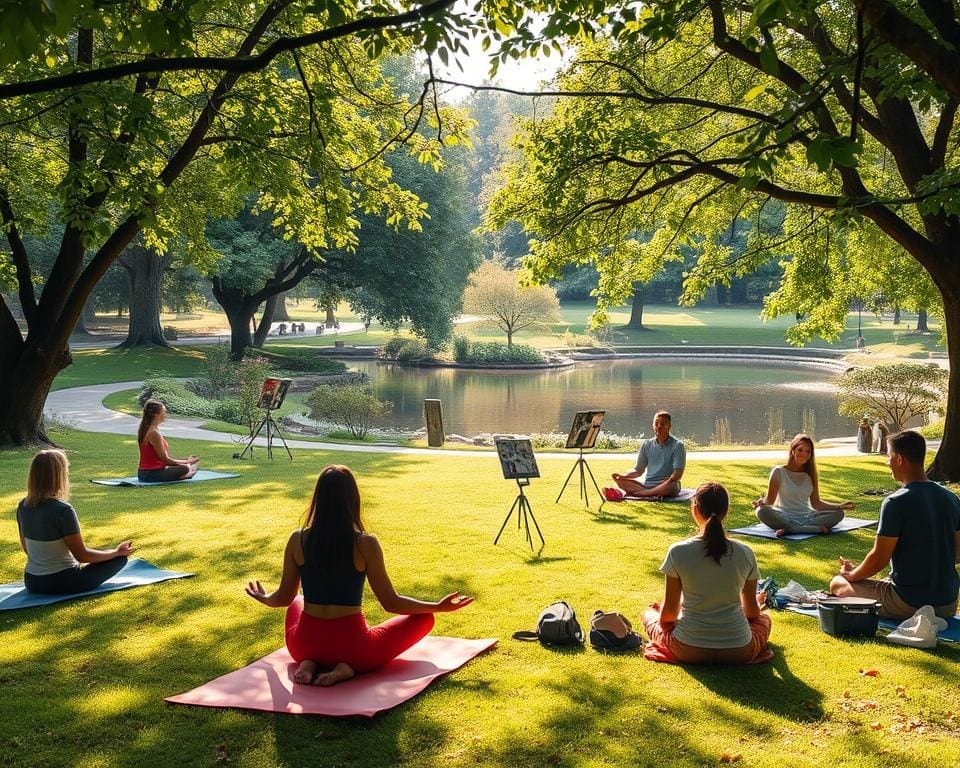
left=730, top=516, right=878, bottom=541
left=607, top=489, right=696, bottom=503
left=783, top=604, right=960, bottom=643
left=0, top=558, right=193, bottom=611
left=90, top=470, right=240, bottom=486
left=165, top=636, right=497, bottom=717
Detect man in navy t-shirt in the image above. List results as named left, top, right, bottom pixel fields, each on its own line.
left=829, top=430, right=960, bottom=619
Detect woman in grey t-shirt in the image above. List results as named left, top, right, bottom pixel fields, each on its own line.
left=642, top=482, right=772, bottom=664
left=16, top=450, right=134, bottom=594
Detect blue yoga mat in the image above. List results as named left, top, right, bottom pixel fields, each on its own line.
left=784, top=603, right=960, bottom=643
left=730, top=516, right=878, bottom=541
left=0, top=559, right=193, bottom=611
left=90, top=470, right=240, bottom=487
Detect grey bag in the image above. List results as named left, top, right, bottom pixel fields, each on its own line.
left=513, top=601, right=584, bottom=646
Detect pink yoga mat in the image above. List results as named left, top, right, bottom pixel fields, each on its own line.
left=165, top=636, right=497, bottom=717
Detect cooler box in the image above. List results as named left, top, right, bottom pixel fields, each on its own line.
left=817, top=597, right=880, bottom=637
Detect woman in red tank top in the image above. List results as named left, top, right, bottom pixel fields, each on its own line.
left=137, top=400, right=200, bottom=483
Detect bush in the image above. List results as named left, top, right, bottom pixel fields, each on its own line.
left=305, top=385, right=392, bottom=439
left=378, top=336, right=409, bottom=360
left=452, top=334, right=471, bottom=362
left=394, top=339, right=431, bottom=363
left=276, top=350, right=346, bottom=374
left=457, top=342, right=543, bottom=364
left=138, top=378, right=211, bottom=418
left=200, top=345, right=235, bottom=397
left=212, top=398, right=250, bottom=426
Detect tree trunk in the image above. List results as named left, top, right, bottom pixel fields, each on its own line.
left=74, top=300, right=96, bottom=335
left=506, top=326, right=513, bottom=349
left=0, top=342, right=71, bottom=445
left=273, top=291, right=292, bottom=321
left=926, top=301, right=959, bottom=481
left=627, top=283, right=645, bottom=328
left=253, top=293, right=279, bottom=348
left=325, top=303, right=336, bottom=326
left=916, top=308, right=929, bottom=333
left=117, top=244, right=172, bottom=347
left=893, top=304, right=901, bottom=325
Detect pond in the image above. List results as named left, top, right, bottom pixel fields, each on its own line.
left=345, top=358, right=852, bottom=444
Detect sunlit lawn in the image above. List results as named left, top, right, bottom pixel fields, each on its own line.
left=1, top=430, right=958, bottom=767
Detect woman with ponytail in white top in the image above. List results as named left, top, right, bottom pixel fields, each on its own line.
left=642, top=482, right=772, bottom=664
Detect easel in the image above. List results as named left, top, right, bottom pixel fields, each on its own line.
left=555, top=448, right=603, bottom=508
left=494, top=478, right=545, bottom=551
left=236, top=410, right=293, bottom=461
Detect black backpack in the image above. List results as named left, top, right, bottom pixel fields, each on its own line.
left=513, top=601, right=584, bottom=646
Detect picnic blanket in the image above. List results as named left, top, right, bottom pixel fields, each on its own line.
left=0, top=559, right=193, bottom=611
left=730, top=516, right=878, bottom=541
left=165, top=636, right=497, bottom=717
left=90, top=470, right=240, bottom=487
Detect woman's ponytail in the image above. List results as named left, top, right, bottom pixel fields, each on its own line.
left=694, top=482, right=730, bottom=564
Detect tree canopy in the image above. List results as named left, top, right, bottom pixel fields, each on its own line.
left=484, top=1, right=960, bottom=479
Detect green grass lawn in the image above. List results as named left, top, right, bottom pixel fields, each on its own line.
left=2, top=431, right=957, bottom=767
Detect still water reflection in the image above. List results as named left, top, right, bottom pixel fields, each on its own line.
left=346, top=358, right=850, bottom=444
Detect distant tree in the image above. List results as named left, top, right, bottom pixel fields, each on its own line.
left=837, top=364, right=948, bottom=431
left=462, top=260, right=561, bottom=349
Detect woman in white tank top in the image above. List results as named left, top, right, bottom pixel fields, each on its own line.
left=753, top=433, right=855, bottom=537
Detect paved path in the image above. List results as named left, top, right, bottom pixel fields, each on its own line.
left=45, top=382, right=876, bottom=462
left=69, top=321, right=368, bottom=350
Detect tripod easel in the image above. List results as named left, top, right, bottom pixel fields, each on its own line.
left=494, top=478, right=545, bottom=551
left=236, top=410, right=293, bottom=461
left=555, top=448, right=602, bottom=508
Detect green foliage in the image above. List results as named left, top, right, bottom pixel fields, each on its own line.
left=138, top=378, right=210, bottom=418
left=452, top=333, right=471, bottom=361
left=377, top=336, right=410, bottom=360
left=454, top=340, right=543, bottom=365
left=305, top=384, right=392, bottom=439
left=837, top=364, right=948, bottom=431
left=377, top=336, right=432, bottom=363
left=199, top=345, right=235, bottom=398
left=273, top=350, right=346, bottom=374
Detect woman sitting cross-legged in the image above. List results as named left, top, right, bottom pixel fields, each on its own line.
left=246, top=465, right=473, bottom=686
left=642, top=482, right=772, bottom=664
left=17, top=449, right=135, bottom=595
left=137, top=399, right=199, bottom=483
left=753, top=433, right=855, bottom=537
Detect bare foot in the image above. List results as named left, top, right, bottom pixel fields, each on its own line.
left=315, top=662, right=355, bottom=687
left=293, top=659, right=318, bottom=685
left=775, top=528, right=787, bottom=538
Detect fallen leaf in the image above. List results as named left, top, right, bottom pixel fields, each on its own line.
left=895, top=686, right=907, bottom=698
left=801, top=700, right=816, bottom=710
left=858, top=668, right=879, bottom=677
left=870, top=722, right=883, bottom=731
left=719, top=753, right=742, bottom=763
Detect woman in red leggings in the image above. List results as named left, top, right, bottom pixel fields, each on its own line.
left=246, top=465, right=473, bottom=686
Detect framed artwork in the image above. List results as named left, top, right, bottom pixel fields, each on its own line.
left=494, top=437, right=540, bottom=480
left=257, top=377, right=293, bottom=410
left=565, top=410, right=606, bottom=450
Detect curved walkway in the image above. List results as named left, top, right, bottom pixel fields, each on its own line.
left=45, top=382, right=875, bottom=462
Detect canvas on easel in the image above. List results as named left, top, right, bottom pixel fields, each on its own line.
left=493, top=437, right=544, bottom=550
left=565, top=410, right=605, bottom=450
left=494, top=437, right=540, bottom=480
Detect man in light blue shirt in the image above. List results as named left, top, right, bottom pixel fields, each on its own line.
left=610, top=411, right=686, bottom=498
